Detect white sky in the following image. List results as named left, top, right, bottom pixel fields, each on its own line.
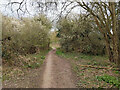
left=0, top=0, right=119, bottom=18
left=0, top=0, right=85, bottom=30
left=0, top=0, right=84, bottom=19
left=0, top=0, right=119, bottom=30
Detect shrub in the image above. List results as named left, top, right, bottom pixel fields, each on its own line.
left=2, top=14, right=52, bottom=65
left=57, top=14, right=105, bottom=55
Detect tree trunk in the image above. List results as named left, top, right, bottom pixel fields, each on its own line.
left=117, top=1, right=120, bottom=68
left=104, top=33, right=114, bottom=62
left=111, top=2, right=119, bottom=64
left=94, top=16, right=114, bottom=62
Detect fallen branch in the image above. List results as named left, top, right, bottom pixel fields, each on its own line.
left=77, top=64, right=120, bottom=71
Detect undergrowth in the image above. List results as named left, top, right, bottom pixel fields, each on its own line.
left=56, top=48, right=119, bottom=88
left=96, top=75, right=120, bottom=88
left=3, top=50, right=49, bottom=81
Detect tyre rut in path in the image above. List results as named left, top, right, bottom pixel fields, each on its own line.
left=3, top=50, right=76, bottom=88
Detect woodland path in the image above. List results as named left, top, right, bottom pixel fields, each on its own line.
left=3, top=49, right=76, bottom=88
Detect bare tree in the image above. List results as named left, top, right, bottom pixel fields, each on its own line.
left=117, top=2, right=120, bottom=84
left=4, top=0, right=58, bottom=18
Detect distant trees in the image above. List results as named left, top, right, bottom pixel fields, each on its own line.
left=57, top=14, right=105, bottom=55
left=50, top=31, right=59, bottom=44
left=2, top=14, right=52, bottom=64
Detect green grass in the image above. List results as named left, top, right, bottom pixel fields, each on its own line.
left=24, top=50, right=49, bottom=69
left=96, top=75, right=120, bottom=88
left=114, top=71, right=120, bottom=74
left=56, top=48, right=118, bottom=88
left=56, top=49, right=111, bottom=67
left=56, top=48, right=107, bottom=59
left=2, top=74, right=10, bottom=81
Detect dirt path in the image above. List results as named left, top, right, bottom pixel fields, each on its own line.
left=3, top=50, right=76, bottom=88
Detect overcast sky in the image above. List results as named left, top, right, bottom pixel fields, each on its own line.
left=0, top=0, right=86, bottom=31
left=0, top=0, right=118, bottom=31
left=0, top=0, right=84, bottom=19
left=0, top=0, right=119, bottom=19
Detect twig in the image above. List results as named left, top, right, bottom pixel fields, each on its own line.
left=77, top=64, right=120, bottom=71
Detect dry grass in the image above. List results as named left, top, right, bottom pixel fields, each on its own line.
left=2, top=50, right=49, bottom=81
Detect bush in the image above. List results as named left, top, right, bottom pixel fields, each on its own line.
left=2, top=14, right=52, bottom=65
left=57, top=14, right=105, bottom=55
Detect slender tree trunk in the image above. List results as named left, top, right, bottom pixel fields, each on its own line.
left=104, top=33, right=114, bottom=62
left=94, top=17, right=114, bottom=62
left=117, top=1, right=120, bottom=68
left=111, top=2, right=119, bottom=64
left=118, top=29, right=120, bottom=68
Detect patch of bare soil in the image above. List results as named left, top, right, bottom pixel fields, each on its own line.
left=3, top=50, right=76, bottom=88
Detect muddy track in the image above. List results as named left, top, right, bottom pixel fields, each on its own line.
left=3, top=50, right=76, bottom=88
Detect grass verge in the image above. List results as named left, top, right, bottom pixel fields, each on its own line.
left=56, top=48, right=119, bottom=88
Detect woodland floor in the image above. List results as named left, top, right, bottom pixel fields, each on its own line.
left=3, top=50, right=76, bottom=88
left=2, top=49, right=120, bottom=88
left=56, top=49, right=120, bottom=88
